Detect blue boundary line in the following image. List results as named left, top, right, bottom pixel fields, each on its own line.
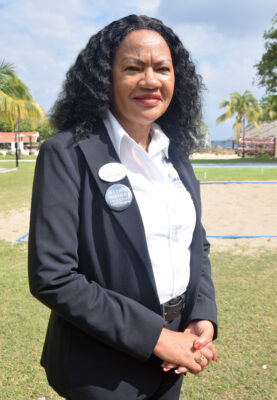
left=207, top=235, right=277, bottom=239
left=201, top=181, right=277, bottom=184
left=16, top=232, right=29, bottom=243
left=16, top=233, right=277, bottom=242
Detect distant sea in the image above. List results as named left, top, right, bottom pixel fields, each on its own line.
left=211, top=140, right=236, bottom=149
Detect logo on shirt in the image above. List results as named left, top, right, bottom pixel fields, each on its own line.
left=168, top=173, right=184, bottom=189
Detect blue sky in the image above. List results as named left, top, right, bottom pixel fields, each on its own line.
left=0, top=0, right=276, bottom=140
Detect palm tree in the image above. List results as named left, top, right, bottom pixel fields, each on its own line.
left=0, top=60, right=44, bottom=131
left=216, top=90, right=262, bottom=145
left=260, top=95, right=277, bottom=121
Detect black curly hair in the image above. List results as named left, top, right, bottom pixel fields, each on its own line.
left=51, top=14, right=203, bottom=155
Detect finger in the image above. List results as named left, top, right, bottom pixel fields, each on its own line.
left=205, top=342, right=218, bottom=362
left=188, top=362, right=203, bottom=374
left=161, top=362, right=178, bottom=371
left=174, top=366, right=188, bottom=374
left=186, top=359, right=202, bottom=375
left=193, top=335, right=212, bottom=350
left=161, top=362, right=178, bottom=368
left=161, top=361, right=178, bottom=368
left=194, top=353, right=208, bottom=370
left=199, top=358, right=208, bottom=369
left=162, top=366, right=174, bottom=372
left=199, top=347, right=214, bottom=364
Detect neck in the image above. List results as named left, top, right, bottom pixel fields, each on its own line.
left=111, top=110, right=152, bottom=151
left=128, top=127, right=151, bottom=151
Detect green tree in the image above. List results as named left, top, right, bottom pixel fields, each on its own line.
left=0, top=60, right=44, bottom=130
left=0, top=116, right=56, bottom=140
left=254, top=14, right=277, bottom=121
left=255, top=14, right=277, bottom=95
left=0, top=118, right=12, bottom=131
left=216, top=90, right=262, bottom=143
left=36, top=118, right=55, bottom=139
left=260, top=95, right=277, bottom=121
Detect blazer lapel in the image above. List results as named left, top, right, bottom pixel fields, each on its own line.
left=77, top=122, right=160, bottom=302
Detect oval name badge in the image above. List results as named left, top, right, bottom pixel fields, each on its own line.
left=105, top=184, right=133, bottom=211
left=98, top=163, right=127, bottom=182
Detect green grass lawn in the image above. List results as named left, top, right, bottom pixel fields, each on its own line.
left=0, top=241, right=59, bottom=400
left=190, top=156, right=277, bottom=181
left=0, top=241, right=276, bottom=399
left=0, top=162, right=35, bottom=212
left=181, top=249, right=277, bottom=400
left=194, top=167, right=277, bottom=181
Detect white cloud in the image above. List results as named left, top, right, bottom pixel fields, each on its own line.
left=173, top=22, right=267, bottom=139
left=0, top=0, right=101, bottom=111
left=158, top=0, right=276, bottom=37
left=128, top=0, right=162, bottom=14
left=0, top=0, right=274, bottom=139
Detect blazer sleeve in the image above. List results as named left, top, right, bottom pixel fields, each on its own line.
left=28, top=136, right=164, bottom=362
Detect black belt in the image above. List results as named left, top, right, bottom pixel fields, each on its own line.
left=161, top=292, right=186, bottom=323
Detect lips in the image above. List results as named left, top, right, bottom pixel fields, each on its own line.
left=133, top=93, right=162, bottom=106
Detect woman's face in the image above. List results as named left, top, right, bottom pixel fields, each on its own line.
left=111, top=29, right=175, bottom=131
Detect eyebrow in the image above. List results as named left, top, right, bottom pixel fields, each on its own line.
left=121, top=57, right=171, bottom=65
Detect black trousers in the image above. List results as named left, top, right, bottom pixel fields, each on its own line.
left=65, top=372, right=183, bottom=400
left=65, top=315, right=184, bottom=400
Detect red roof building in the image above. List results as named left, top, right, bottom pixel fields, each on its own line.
left=0, top=132, right=39, bottom=151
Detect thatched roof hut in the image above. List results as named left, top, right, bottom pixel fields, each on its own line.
left=229, top=120, right=277, bottom=140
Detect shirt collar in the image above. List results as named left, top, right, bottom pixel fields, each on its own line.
left=103, top=109, right=127, bottom=157
left=103, top=109, right=170, bottom=159
left=149, top=123, right=169, bottom=159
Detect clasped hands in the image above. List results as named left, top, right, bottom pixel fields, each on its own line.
left=153, top=320, right=217, bottom=375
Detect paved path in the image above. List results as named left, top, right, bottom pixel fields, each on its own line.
left=0, top=159, right=36, bottom=162
left=0, top=167, right=17, bottom=173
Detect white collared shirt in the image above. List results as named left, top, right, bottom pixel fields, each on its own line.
left=103, top=110, right=196, bottom=303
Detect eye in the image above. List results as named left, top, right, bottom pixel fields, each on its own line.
left=125, top=66, right=140, bottom=72
left=157, top=66, right=170, bottom=73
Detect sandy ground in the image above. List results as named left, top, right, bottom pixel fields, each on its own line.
left=200, top=183, right=277, bottom=252
left=0, top=183, right=277, bottom=251
left=0, top=208, right=30, bottom=242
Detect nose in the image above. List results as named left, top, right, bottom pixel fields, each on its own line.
left=139, top=68, right=161, bottom=88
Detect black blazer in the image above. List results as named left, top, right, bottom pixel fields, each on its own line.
left=28, top=122, right=217, bottom=397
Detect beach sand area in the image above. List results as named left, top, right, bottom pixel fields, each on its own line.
left=1, top=180, right=276, bottom=252
left=201, top=182, right=277, bottom=252
left=1, top=151, right=276, bottom=250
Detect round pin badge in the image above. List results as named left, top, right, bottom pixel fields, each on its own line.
left=105, top=184, right=133, bottom=211
left=98, top=163, right=127, bottom=182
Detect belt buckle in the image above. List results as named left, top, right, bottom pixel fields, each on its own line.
left=162, top=296, right=185, bottom=324
left=162, top=303, right=168, bottom=323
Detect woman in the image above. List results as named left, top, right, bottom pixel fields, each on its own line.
left=29, top=14, right=217, bottom=400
